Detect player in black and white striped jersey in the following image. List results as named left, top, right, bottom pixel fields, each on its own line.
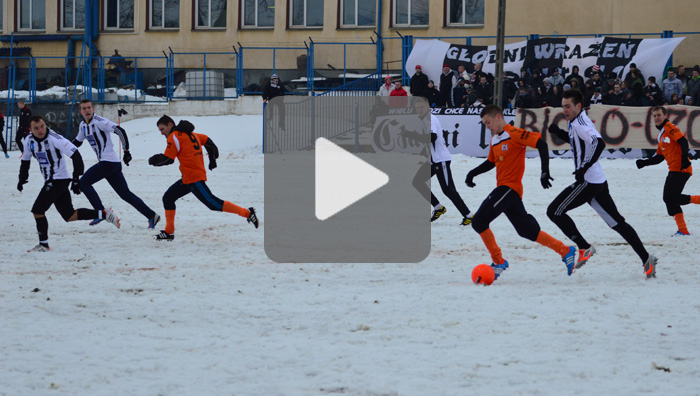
left=547, top=89, right=657, bottom=278
left=74, top=99, right=160, bottom=228
left=17, top=116, right=120, bottom=252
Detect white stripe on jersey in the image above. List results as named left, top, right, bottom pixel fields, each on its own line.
left=567, top=111, right=606, bottom=184
left=21, top=130, right=78, bottom=182
left=76, top=115, right=121, bottom=163
left=173, top=135, right=181, bottom=152
left=429, top=113, right=451, bottom=163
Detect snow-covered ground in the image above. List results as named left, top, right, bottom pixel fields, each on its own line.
left=1, top=114, right=699, bottom=395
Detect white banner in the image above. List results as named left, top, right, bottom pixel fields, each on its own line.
left=407, top=37, right=684, bottom=89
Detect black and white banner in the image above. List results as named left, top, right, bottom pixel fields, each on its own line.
left=406, top=37, right=684, bottom=85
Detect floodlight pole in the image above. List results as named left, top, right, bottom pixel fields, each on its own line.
left=493, top=0, right=507, bottom=108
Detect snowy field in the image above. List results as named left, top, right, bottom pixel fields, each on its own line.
left=1, top=114, right=700, bottom=396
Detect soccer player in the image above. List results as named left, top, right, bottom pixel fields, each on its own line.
left=74, top=99, right=160, bottom=228
left=636, top=106, right=700, bottom=235
left=148, top=116, right=259, bottom=241
left=547, top=89, right=657, bottom=278
left=466, top=105, right=576, bottom=281
left=15, top=99, right=32, bottom=153
left=17, top=116, right=119, bottom=252
left=412, top=99, right=472, bottom=225
left=0, top=110, right=9, bottom=157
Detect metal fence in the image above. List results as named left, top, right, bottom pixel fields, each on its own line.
left=0, top=29, right=698, bottom=106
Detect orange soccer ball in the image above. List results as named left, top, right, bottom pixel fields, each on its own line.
left=471, top=264, right=495, bottom=286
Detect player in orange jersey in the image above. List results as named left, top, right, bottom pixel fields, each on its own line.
left=465, top=105, right=576, bottom=281
left=148, top=116, right=258, bottom=241
left=637, top=106, right=700, bottom=236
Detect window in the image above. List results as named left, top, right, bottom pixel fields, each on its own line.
left=105, top=0, right=134, bottom=29
left=290, top=0, right=323, bottom=27
left=341, top=0, right=375, bottom=27
left=62, top=0, right=86, bottom=30
left=242, top=0, right=274, bottom=28
left=393, top=0, right=428, bottom=26
left=196, top=0, right=226, bottom=28
left=151, top=0, right=179, bottom=29
left=447, top=0, right=484, bottom=26
left=19, top=0, right=46, bottom=30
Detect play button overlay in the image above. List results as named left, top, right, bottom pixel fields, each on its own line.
left=315, top=137, right=389, bottom=221
left=264, top=96, right=431, bottom=263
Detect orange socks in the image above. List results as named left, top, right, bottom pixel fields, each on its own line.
left=535, top=231, right=570, bottom=257
left=223, top=201, right=250, bottom=218
left=690, top=196, right=700, bottom=205
left=165, top=210, right=176, bottom=234
left=674, top=213, right=689, bottom=234
left=479, top=228, right=504, bottom=265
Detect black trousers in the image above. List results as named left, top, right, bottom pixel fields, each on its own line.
left=472, top=185, right=541, bottom=241
left=430, top=161, right=470, bottom=217
left=663, top=172, right=692, bottom=216
left=163, top=179, right=224, bottom=211
left=15, top=127, right=28, bottom=153
left=0, top=131, right=7, bottom=154
left=31, top=179, right=77, bottom=220
left=547, top=181, right=648, bottom=262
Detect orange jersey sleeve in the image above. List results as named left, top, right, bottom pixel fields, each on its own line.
left=657, top=123, right=692, bottom=174
left=489, top=124, right=542, bottom=198
left=165, top=131, right=209, bottom=184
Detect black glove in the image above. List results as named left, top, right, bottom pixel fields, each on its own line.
left=540, top=172, right=553, bottom=189
left=636, top=159, right=647, bottom=169
left=574, top=168, right=586, bottom=183
left=208, top=159, right=217, bottom=171
left=465, top=172, right=476, bottom=188
left=44, top=182, right=53, bottom=192
left=148, top=155, right=159, bottom=166
left=71, top=178, right=82, bottom=195
left=123, top=150, right=132, bottom=166
left=681, top=157, right=691, bottom=170
left=17, top=180, right=27, bottom=192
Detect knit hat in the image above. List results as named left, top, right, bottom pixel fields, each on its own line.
left=592, top=65, right=600, bottom=72
left=271, top=73, right=279, bottom=80
left=694, top=65, right=700, bottom=73
left=415, top=65, right=422, bottom=70
left=385, top=75, right=393, bottom=82
left=443, top=64, right=450, bottom=69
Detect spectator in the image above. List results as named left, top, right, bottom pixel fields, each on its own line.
left=519, top=68, right=533, bottom=88
left=530, top=68, right=544, bottom=89
left=439, top=65, right=456, bottom=107
left=549, top=84, right=563, bottom=107
left=464, top=84, right=480, bottom=107
left=378, top=75, right=394, bottom=96
left=590, top=87, right=604, bottom=105
left=390, top=80, right=408, bottom=96
left=501, top=76, right=517, bottom=109
left=262, top=73, right=287, bottom=129
left=663, top=68, right=684, bottom=103
left=676, top=65, right=688, bottom=85
left=410, top=65, right=429, bottom=97
left=643, top=76, right=664, bottom=106
left=590, top=71, right=603, bottom=90
left=621, top=90, right=641, bottom=106
left=669, top=93, right=684, bottom=105
left=583, top=80, right=595, bottom=107
left=515, top=86, right=535, bottom=108
left=569, top=79, right=583, bottom=94
left=452, top=78, right=468, bottom=108
left=424, top=80, right=441, bottom=108
left=564, top=65, right=584, bottom=88
left=474, top=75, right=494, bottom=105
left=549, top=68, right=564, bottom=87
left=624, top=63, right=645, bottom=88
left=471, top=62, right=489, bottom=83
left=684, top=66, right=700, bottom=106
left=604, top=83, right=625, bottom=106
left=457, top=65, right=469, bottom=81
left=627, top=69, right=645, bottom=101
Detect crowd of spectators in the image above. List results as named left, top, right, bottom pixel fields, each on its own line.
left=390, top=62, right=700, bottom=109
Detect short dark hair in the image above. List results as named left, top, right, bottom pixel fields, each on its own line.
left=652, top=106, right=667, bottom=115
left=562, top=89, right=584, bottom=106
left=480, top=104, right=503, bottom=119
left=157, top=115, right=175, bottom=126
left=649, top=76, right=656, bottom=83
left=79, top=99, right=92, bottom=105
left=29, top=115, right=46, bottom=124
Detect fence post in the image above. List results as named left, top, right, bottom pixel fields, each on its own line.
left=529, top=34, right=539, bottom=40
left=30, top=57, right=36, bottom=103
left=402, top=35, right=413, bottom=86
left=374, top=31, right=383, bottom=80
left=308, top=38, right=315, bottom=95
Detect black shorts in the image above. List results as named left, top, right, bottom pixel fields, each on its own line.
left=31, top=179, right=75, bottom=221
